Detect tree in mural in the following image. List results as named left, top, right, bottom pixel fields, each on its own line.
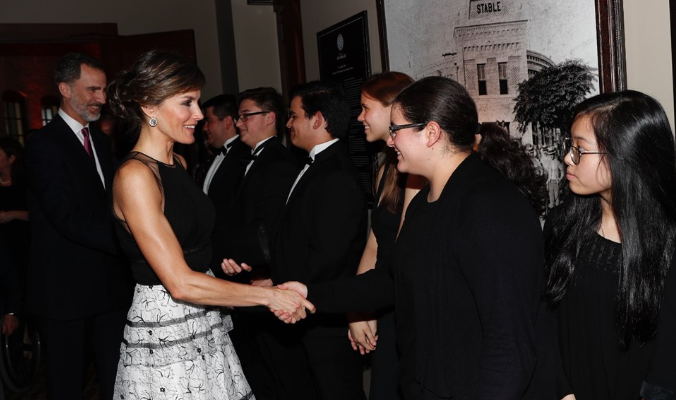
left=513, top=59, right=596, bottom=136
left=513, top=59, right=596, bottom=215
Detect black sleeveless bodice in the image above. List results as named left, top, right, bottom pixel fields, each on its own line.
left=114, top=152, right=215, bottom=285
left=371, top=163, right=405, bottom=271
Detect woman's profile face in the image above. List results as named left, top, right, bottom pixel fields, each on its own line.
left=564, top=114, right=611, bottom=199
left=357, top=93, right=391, bottom=143
left=388, top=105, right=425, bottom=175
left=152, top=89, right=203, bottom=145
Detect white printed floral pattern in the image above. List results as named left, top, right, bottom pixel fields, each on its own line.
left=113, top=283, right=254, bottom=400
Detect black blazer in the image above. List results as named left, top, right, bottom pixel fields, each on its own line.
left=219, top=136, right=299, bottom=274
left=25, top=114, right=129, bottom=319
left=207, top=137, right=250, bottom=273
left=0, top=231, right=21, bottom=316
left=307, top=154, right=555, bottom=399
left=273, top=140, right=367, bottom=335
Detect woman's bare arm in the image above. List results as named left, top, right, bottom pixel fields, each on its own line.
left=113, top=160, right=314, bottom=320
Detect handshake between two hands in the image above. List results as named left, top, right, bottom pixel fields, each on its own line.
left=221, top=259, right=315, bottom=325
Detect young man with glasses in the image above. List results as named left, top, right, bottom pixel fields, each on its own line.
left=222, top=87, right=301, bottom=399
left=221, top=87, right=299, bottom=273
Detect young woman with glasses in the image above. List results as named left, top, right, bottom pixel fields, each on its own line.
left=280, top=76, right=555, bottom=399
left=544, top=90, right=676, bottom=400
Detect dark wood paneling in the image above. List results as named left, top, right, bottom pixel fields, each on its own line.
left=595, top=0, right=626, bottom=92
left=275, top=0, right=306, bottom=101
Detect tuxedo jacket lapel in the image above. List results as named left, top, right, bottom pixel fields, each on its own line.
left=235, top=137, right=277, bottom=198
left=207, top=139, right=248, bottom=205
left=285, top=141, right=340, bottom=207
left=90, top=129, right=113, bottom=192
left=211, top=154, right=232, bottom=186
left=212, top=141, right=242, bottom=186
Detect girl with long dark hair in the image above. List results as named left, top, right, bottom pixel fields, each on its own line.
left=544, top=90, right=676, bottom=400
left=475, top=123, right=547, bottom=214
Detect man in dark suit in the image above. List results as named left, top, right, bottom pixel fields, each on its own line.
left=275, top=81, right=368, bottom=400
left=24, top=53, right=130, bottom=400
left=201, top=94, right=250, bottom=279
left=223, top=87, right=299, bottom=282
left=221, top=87, right=302, bottom=399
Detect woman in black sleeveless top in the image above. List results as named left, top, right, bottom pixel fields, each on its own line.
left=106, top=50, right=313, bottom=400
left=351, top=72, right=423, bottom=400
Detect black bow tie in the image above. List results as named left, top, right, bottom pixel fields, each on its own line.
left=241, top=141, right=269, bottom=164
left=216, top=142, right=234, bottom=155
left=305, top=157, right=314, bottom=165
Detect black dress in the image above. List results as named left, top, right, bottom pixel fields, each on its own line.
left=112, top=152, right=254, bottom=400
left=369, top=164, right=404, bottom=400
left=556, top=232, right=655, bottom=400
left=0, top=181, right=30, bottom=271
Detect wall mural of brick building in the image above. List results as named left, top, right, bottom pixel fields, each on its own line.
left=384, top=0, right=598, bottom=213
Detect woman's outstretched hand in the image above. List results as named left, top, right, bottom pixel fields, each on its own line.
left=268, top=283, right=315, bottom=324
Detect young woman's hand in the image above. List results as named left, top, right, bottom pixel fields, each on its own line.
left=348, top=319, right=377, bottom=354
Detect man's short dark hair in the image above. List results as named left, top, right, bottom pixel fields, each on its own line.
left=237, top=87, right=284, bottom=121
left=237, top=87, right=285, bottom=134
left=54, top=52, right=105, bottom=87
left=289, top=81, right=350, bottom=139
left=202, top=94, right=237, bottom=120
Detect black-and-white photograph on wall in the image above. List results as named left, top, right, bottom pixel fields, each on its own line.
left=380, top=0, right=607, bottom=217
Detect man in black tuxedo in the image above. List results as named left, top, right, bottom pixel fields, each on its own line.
left=24, top=53, right=130, bottom=400
left=223, top=87, right=299, bottom=282
left=201, top=94, right=250, bottom=279
left=223, top=87, right=302, bottom=399
left=276, top=81, right=368, bottom=399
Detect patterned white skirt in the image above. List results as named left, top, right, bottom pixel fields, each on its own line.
left=113, top=281, right=255, bottom=400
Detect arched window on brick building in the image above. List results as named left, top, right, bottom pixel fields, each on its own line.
left=2, top=90, right=29, bottom=145
left=41, top=95, right=60, bottom=126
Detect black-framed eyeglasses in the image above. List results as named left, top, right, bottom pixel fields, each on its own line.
left=569, top=145, right=607, bottom=165
left=389, top=122, right=426, bottom=138
left=236, top=111, right=270, bottom=123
